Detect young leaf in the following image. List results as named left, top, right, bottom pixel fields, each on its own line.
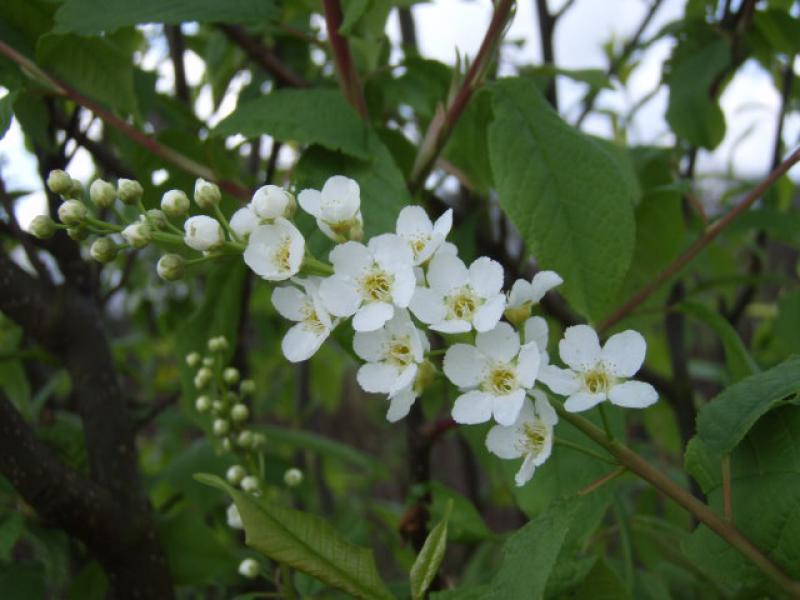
left=410, top=500, right=452, bottom=600
left=489, top=77, right=636, bottom=320
left=195, top=474, right=395, bottom=600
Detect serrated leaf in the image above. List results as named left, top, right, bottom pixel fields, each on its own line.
left=0, top=90, right=18, bottom=139
left=196, top=474, right=395, bottom=600
left=410, top=500, right=452, bottom=600
left=214, top=89, right=370, bottom=160
left=489, top=77, right=636, bottom=320
left=54, top=0, right=277, bottom=34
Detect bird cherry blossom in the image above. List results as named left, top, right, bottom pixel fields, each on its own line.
left=543, top=325, right=658, bottom=412
left=184, top=215, right=224, bottom=251
left=444, top=322, right=541, bottom=426
left=298, top=175, right=363, bottom=242
left=486, top=391, right=558, bottom=486
left=244, top=218, right=305, bottom=281
left=505, top=271, right=563, bottom=326
left=410, top=253, right=506, bottom=333
left=271, top=277, right=334, bottom=362
left=353, top=309, right=430, bottom=422
left=395, top=206, right=453, bottom=266
left=251, top=184, right=295, bottom=220
left=319, top=234, right=415, bottom=332
left=230, top=206, right=260, bottom=239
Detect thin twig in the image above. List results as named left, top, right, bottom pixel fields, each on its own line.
left=535, top=0, right=558, bottom=108
left=722, top=455, right=733, bottom=521
left=578, top=467, right=627, bottom=496
left=0, top=177, right=53, bottom=286
left=218, top=24, right=309, bottom=88
left=165, top=25, right=190, bottom=105
left=322, top=0, right=369, bottom=119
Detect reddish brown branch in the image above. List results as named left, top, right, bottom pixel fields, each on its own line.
left=218, top=24, right=309, bottom=88
left=322, top=0, right=369, bottom=119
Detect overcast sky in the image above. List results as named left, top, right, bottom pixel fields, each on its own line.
left=1, top=0, right=798, bottom=228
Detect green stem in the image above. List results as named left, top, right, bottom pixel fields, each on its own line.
left=598, top=403, right=614, bottom=439
left=301, top=254, right=334, bottom=276
left=85, top=216, right=122, bottom=233
left=552, top=402, right=800, bottom=598
left=213, top=204, right=240, bottom=243
left=554, top=437, right=617, bottom=465
left=279, top=563, right=297, bottom=600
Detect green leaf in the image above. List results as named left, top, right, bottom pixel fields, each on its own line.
left=430, top=482, right=493, bottom=543
left=753, top=9, right=800, bottom=54
left=443, top=89, right=494, bottom=193
left=196, top=474, right=395, bottom=600
left=678, top=301, right=758, bottom=382
left=489, top=77, right=636, bottom=320
left=410, top=500, right=452, bottom=600
left=569, top=559, right=632, bottom=600
left=214, top=89, right=370, bottom=160
left=665, top=23, right=729, bottom=149
left=54, top=0, right=277, bottom=34
left=692, top=356, right=800, bottom=461
left=526, top=65, right=613, bottom=89
left=0, top=90, right=18, bottom=139
left=36, top=34, right=136, bottom=113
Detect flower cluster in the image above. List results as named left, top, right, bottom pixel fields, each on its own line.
left=41, top=170, right=659, bottom=487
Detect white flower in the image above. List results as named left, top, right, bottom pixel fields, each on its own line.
left=226, top=504, right=243, bottom=529
left=505, top=271, right=563, bottom=326
left=410, top=253, right=506, bottom=333
left=522, top=316, right=564, bottom=389
left=443, top=322, right=541, bottom=426
left=244, top=218, right=305, bottom=281
left=251, top=184, right=295, bottom=220
left=298, top=175, right=363, bottom=242
left=184, top=215, right=224, bottom=251
left=272, top=277, right=334, bottom=362
left=486, top=391, right=558, bottom=486
left=230, top=206, right=260, bottom=239
left=319, top=234, right=415, bottom=332
left=353, top=309, right=429, bottom=422
left=544, top=325, right=658, bottom=412
left=396, top=206, right=453, bottom=266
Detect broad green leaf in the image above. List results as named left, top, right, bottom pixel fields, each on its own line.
left=526, top=65, right=614, bottom=89
left=0, top=513, right=23, bottom=561
left=487, top=498, right=580, bottom=599
left=214, top=89, right=370, bottom=160
left=692, top=355, right=800, bottom=460
left=443, top=89, right=494, bottom=193
left=431, top=586, right=490, bottom=600
left=489, top=77, right=636, bottom=319
left=410, top=500, right=452, bottom=600
left=54, top=0, right=277, bottom=34
left=679, top=301, right=758, bottom=382
left=0, top=90, right=18, bottom=139
left=665, top=23, right=729, bottom=149
left=569, top=559, right=632, bottom=600
left=196, top=474, right=394, bottom=600
left=774, top=291, right=800, bottom=355
left=753, top=8, right=800, bottom=54
left=430, top=482, right=493, bottom=543
left=36, top=34, right=137, bottom=113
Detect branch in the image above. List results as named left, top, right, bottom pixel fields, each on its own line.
left=165, top=25, right=190, bottom=104
left=322, top=0, right=369, bottom=119
left=407, top=0, right=515, bottom=194
left=0, top=178, right=53, bottom=286
left=218, top=24, right=310, bottom=88
left=397, top=7, right=418, bottom=53
left=599, top=145, right=800, bottom=332
left=535, top=0, right=558, bottom=108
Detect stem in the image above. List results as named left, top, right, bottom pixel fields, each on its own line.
left=722, top=455, right=733, bottom=522
left=322, top=0, right=369, bottom=119
left=578, top=467, right=627, bottom=496
left=554, top=437, right=617, bottom=465
left=598, top=404, right=614, bottom=439
left=213, top=204, right=240, bottom=243
left=301, top=254, right=334, bottom=276
left=599, top=145, right=800, bottom=332
left=553, top=402, right=800, bottom=598
left=279, top=563, right=297, bottom=600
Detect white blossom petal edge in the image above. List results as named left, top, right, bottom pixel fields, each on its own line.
left=395, top=205, right=453, bottom=266
left=272, top=277, right=334, bottom=362
left=244, top=218, right=305, bottom=281
left=298, top=175, right=363, bottom=242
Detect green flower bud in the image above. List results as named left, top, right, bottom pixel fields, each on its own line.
left=252, top=432, right=267, bottom=449
left=89, top=179, right=116, bottom=208
left=208, top=336, right=229, bottom=352
left=146, top=209, right=168, bottom=230
left=90, top=237, right=118, bottom=263
left=65, top=179, right=84, bottom=200
left=212, top=400, right=225, bottom=413
left=226, top=465, right=246, bottom=485
left=161, top=189, right=190, bottom=218
left=223, top=367, right=240, bottom=386
left=157, top=254, right=185, bottom=281
left=238, top=558, right=259, bottom=579
left=47, top=170, right=72, bottom=195
left=284, top=468, right=303, bottom=487
left=194, top=178, right=221, bottom=209
left=121, top=221, right=152, bottom=249
left=230, top=403, right=249, bottom=423
left=236, top=430, right=254, bottom=448
left=117, top=179, right=144, bottom=205
left=194, top=367, right=213, bottom=390
left=29, top=215, right=57, bottom=239
left=185, top=352, right=201, bottom=368
left=239, top=379, right=256, bottom=396
left=195, top=395, right=211, bottom=413
left=240, top=475, right=259, bottom=493
left=221, top=437, right=232, bottom=451
left=67, top=225, right=89, bottom=241
left=57, top=199, right=88, bottom=226
left=213, top=418, right=230, bottom=436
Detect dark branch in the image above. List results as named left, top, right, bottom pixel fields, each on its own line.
left=165, top=25, right=190, bottom=104
left=535, top=0, right=559, bottom=108
left=218, top=24, right=310, bottom=88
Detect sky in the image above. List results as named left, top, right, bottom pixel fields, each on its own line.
left=1, top=0, right=798, bottom=229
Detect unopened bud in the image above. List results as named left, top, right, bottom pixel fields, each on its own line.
left=29, top=215, right=56, bottom=239
left=221, top=437, right=232, bottom=451
left=146, top=209, right=168, bottom=230
left=160, top=189, right=190, bottom=218
left=89, top=179, right=116, bottom=208
left=230, top=403, right=249, bottom=423
left=67, top=225, right=89, bottom=241
left=252, top=432, right=267, bottom=449
left=202, top=356, right=215, bottom=367
left=251, top=185, right=296, bottom=220
left=284, top=468, right=303, bottom=487
left=239, top=379, right=256, bottom=396
left=212, top=400, right=225, bottom=413
left=226, top=465, right=246, bottom=485
left=47, top=170, right=72, bottom=195
left=226, top=504, right=243, bottom=529
left=185, top=352, right=201, bottom=368
left=57, top=199, right=88, bottom=226
left=65, top=179, right=84, bottom=200
left=194, top=178, right=221, bottom=209
left=157, top=254, right=185, bottom=281
left=240, top=476, right=259, bottom=493
left=195, top=395, right=211, bottom=413
left=236, top=430, right=254, bottom=448
left=90, top=237, right=118, bottom=263
left=223, top=367, right=240, bottom=385
left=121, top=221, right=152, bottom=249
left=213, top=418, right=230, bottom=436
left=117, top=179, right=144, bottom=205
left=208, top=336, right=229, bottom=352
left=238, top=558, right=259, bottom=579
left=194, top=367, right=213, bottom=390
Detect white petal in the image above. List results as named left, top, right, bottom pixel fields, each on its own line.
left=601, top=330, right=646, bottom=378
left=559, top=325, right=602, bottom=371
left=475, top=322, right=519, bottom=362
left=507, top=279, right=532, bottom=308
left=486, top=423, right=525, bottom=459
left=452, top=390, right=493, bottom=424
left=298, top=188, right=322, bottom=217
left=282, top=323, right=328, bottom=362
left=516, top=343, right=541, bottom=389
left=443, top=344, right=487, bottom=388
left=386, top=387, right=416, bottom=422
left=432, top=208, right=453, bottom=238
left=329, top=241, right=371, bottom=278
left=396, top=205, right=433, bottom=236
left=272, top=286, right=307, bottom=322
left=321, top=175, right=360, bottom=221
left=564, top=392, right=606, bottom=413
left=469, top=257, right=504, bottom=298
left=230, top=207, right=259, bottom=238
left=390, top=364, right=418, bottom=395
left=427, top=252, right=469, bottom=293
left=528, top=271, right=563, bottom=303
left=472, top=294, right=506, bottom=332
left=317, top=219, right=341, bottom=242
left=538, top=365, right=581, bottom=395
left=493, top=389, right=526, bottom=426
left=515, top=453, right=538, bottom=487
left=409, top=287, right=447, bottom=325
left=390, top=266, right=416, bottom=308
left=357, top=362, right=400, bottom=394
left=319, top=276, right=361, bottom=317
left=523, top=316, right=549, bottom=352
left=609, top=381, right=658, bottom=409
left=432, top=319, right=472, bottom=334
left=370, top=233, right=413, bottom=269
left=352, top=302, right=394, bottom=332
left=282, top=218, right=305, bottom=274
left=353, top=329, right=388, bottom=362
left=532, top=391, right=558, bottom=426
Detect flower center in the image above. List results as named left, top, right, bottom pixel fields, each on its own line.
left=387, top=336, right=413, bottom=367
left=272, top=236, right=292, bottom=272
left=483, top=364, right=518, bottom=396
left=446, top=287, right=480, bottom=320
left=583, top=369, right=611, bottom=394
left=409, top=235, right=429, bottom=258
left=301, top=302, right=327, bottom=334
left=359, top=267, right=394, bottom=302
left=519, top=420, right=548, bottom=456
